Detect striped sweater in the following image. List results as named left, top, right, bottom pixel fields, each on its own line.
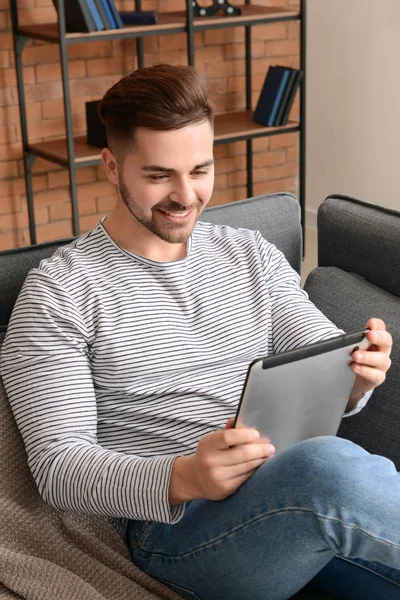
left=0, top=220, right=366, bottom=530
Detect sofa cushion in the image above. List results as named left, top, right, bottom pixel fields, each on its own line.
left=304, top=267, right=400, bottom=469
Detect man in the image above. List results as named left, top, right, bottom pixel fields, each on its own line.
left=1, top=65, right=398, bottom=600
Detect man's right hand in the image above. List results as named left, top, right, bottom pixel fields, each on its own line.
left=168, top=419, right=275, bottom=504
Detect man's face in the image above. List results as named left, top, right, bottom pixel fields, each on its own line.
left=116, top=121, right=214, bottom=245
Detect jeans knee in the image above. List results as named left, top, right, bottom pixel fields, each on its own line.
left=278, top=436, right=365, bottom=498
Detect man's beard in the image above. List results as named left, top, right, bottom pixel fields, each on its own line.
left=118, top=176, right=203, bottom=244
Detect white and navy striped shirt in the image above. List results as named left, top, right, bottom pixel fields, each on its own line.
left=0, top=220, right=368, bottom=532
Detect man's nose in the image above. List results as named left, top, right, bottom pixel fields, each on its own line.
left=169, top=177, right=197, bottom=206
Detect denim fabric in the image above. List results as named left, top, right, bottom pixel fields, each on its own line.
left=306, top=555, right=400, bottom=599
left=128, top=436, right=400, bottom=600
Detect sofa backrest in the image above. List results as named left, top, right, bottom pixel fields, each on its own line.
left=318, top=194, right=400, bottom=298
left=305, top=195, right=400, bottom=469
left=0, top=192, right=301, bottom=332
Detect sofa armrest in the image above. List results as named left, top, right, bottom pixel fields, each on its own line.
left=318, top=195, right=400, bottom=298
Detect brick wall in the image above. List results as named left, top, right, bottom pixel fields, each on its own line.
left=0, top=0, right=300, bottom=249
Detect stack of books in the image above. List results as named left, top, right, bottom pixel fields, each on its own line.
left=253, top=66, right=303, bottom=128
left=52, top=0, right=124, bottom=33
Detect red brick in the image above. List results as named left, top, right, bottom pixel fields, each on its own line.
left=266, top=161, right=297, bottom=180
left=86, top=57, right=134, bottom=77
left=286, top=146, right=299, bottom=162
left=0, top=195, right=21, bottom=215
left=266, top=39, right=299, bottom=57
left=79, top=213, right=101, bottom=233
left=253, top=150, right=285, bottom=168
left=227, top=170, right=247, bottom=188
left=253, top=22, right=287, bottom=42
left=36, top=220, right=73, bottom=244
left=252, top=138, right=270, bottom=153
left=0, top=142, right=23, bottom=161
left=79, top=180, right=116, bottom=200
left=209, top=186, right=247, bottom=206
left=269, top=132, right=299, bottom=149
left=0, top=229, right=29, bottom=251
left=34, top=187, right=71, bottom=207
left=97, top=194, right=117, bottom=213
left=215, top=155, right=247, bottom=174
left=49, top=199, right=96, bottom=223
left=214, top=173, right=228, bottom=190
left=0, top=209, right=30, bottom=233
left=0, top=160, right=19, bottom=179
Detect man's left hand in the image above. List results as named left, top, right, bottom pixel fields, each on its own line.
left=351, top=318, right=392, bottom=397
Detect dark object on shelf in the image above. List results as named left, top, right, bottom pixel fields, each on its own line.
left=119, top=11, right=158, bottom=25
left=94, top=0, right=113, bottom=29
left=277, top=70, right=303, bottom=126
left=85, top=0, right=106, bottom=30
left=253, top=66, right=291, bottom=128
left=274, top=67, right=297, bottom=125
left=51, top=0, right=96, bottom=33
left=86, top=101, right=108, bottom=149
left=105, top=0, right=125, bottom=28
left=192, top=0, right=241, bottom=18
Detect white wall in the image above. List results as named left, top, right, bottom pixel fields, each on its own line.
left=306, top=0, right=400, bottom=229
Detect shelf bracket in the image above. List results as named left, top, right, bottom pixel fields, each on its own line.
left=25, top=152, right=37, bottom=171
left=192, top=0, right=241, bottom=18
left=15, top=35, right=28, bottom=57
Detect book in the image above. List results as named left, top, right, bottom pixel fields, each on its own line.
left=277, top=70, right=303, bottom=126
left=119, top=11, right=158, bottom=25
left=51, top=0, right=95, bottom=33
left=267, top=68, right=291, bottom=127
left=94, top=0, right=113, bottom=29
left=106, top=0, right=125, bottom=28
left=253, top=66, right=291, bottom=128
left=274, top=67, right=296, bottom=126
left=85, top=0, right=106, bottom=30
left=100, top=0, right=117, bottom=29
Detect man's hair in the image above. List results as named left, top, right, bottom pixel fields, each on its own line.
left=99, top=64, right=214, bottom=158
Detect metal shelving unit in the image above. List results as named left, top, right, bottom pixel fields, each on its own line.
left=10, top=0, right=305, bottom=245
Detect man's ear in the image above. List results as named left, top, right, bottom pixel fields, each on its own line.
left=101, top=148, right=119, bottom=185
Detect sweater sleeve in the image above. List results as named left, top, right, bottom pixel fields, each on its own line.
left=257, top=233, right=343, bottom=352
left=257, top=234, right=371, bottom=415
left=0, top=270, right=184, bottom=524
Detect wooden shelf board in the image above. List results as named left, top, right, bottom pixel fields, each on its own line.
left=18, top=6, right=299, bottom=42
left=214, top=110, right=298, bottom=141
left=28, top=114, right=299, bottom=166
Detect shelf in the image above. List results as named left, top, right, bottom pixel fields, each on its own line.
left=27, top=112, right=299, bottom=167
left=17, top=5, right=299, bottom=44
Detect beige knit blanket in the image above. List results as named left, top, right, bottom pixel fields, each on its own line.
left=0, top=340, right=180, bottom=600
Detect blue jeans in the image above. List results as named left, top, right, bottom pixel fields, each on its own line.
left=128, top=436, right=400, bottom=600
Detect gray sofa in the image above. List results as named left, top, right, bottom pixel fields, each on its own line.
left=0, top=192, right=398, bottom=600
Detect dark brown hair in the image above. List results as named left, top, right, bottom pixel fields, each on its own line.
left=99, top=64, right=213, bottom=157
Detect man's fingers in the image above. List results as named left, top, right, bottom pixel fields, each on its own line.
left=217, top=442, right=275, bottom=466
left=352, top=364, right=386, bottom=388
left=208, top=427, right=260, bottom=450
left=352, top=350, right=392, bottom=372
left=366, top=317, right=386, bottom=332
left=365, top=328, right=393, bottom=353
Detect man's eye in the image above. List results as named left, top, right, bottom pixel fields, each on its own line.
left=191, top=170, right=208, bottom=177
left=149, top=175, right=168, bottom=182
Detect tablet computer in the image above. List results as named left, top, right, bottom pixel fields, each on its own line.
left=233, top=330, right=369, bottom=455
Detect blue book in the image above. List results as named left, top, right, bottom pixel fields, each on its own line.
left=101, top=0, right=117, bottom=28
left=267, top=68, right=291, bottom=127
left=253, top=66, right=290, bottom=128
left=85, top=0, right=105, bottom=30
left=105, top=0, right=125, bottom=28
left=94, top=0, right=113, bottom=29
left=278, top=70, right=303, bottom=126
